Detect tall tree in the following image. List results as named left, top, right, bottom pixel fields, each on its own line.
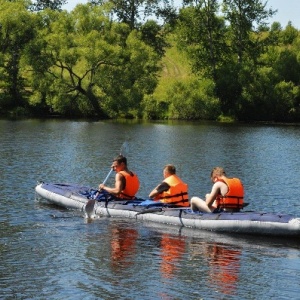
left=26, top=5, right=160, bottom=117
left=88, top=0, right=176, bottom=30
left=177, top=0, right=278, bottom=117
left=29, top=0, right=67, bottom=11
left=0, top=0, right=37, bottom=109
left=222, top=0, right=276, bottom=64
left=177, top=0, right=227, bottom=80
left=89, top=0, right=173, bottom=58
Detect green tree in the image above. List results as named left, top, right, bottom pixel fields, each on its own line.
left=89, top=0, right=173, bottom=57
left=140, top=20, right=168, bottom=57
left=222, top=0, right=276, bottom=64
left=280, top=21, right=298, bottom=45
left=273, top=49, right=300, bottom=84
left=89, top=0, right=176, bottom=30
left=273, top=81, right=300, bottom=122
left=177, top=0, right=277, bottom=117
left=29, top=0, right=67, bottom=11
left=237, top=40, right=300, bottom=122
left=268, top=21, right=282, bottom=45
left=239, top=66, right=300, bottom=122
left=0, top=0, right=38, bottom=111
left=26, top=5, right=160, bottom=117
left=177, top=0, right=227, bottom=80
left=167, top=78, right=220, bottom=119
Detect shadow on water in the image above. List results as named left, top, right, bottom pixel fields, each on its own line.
left=35, top=198, right=85, bottom=220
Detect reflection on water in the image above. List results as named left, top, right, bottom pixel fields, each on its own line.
left=189, top=240, right=241, bottom=296
left=110, top=224, right=139, bottom=271
left=1, top=119, right=300, bottom=299
left=203, top=242, right=241, bottom=296
left=160, top=233, right=186, bottom=279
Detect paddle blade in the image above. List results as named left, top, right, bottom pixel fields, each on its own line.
left=85, top=200, right=96, bottom=219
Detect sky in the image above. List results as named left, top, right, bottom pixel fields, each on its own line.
left=62, top=0, right=300, bottom=29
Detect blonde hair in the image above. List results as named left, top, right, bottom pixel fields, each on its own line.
left=211, top=167, right=226, bottom=178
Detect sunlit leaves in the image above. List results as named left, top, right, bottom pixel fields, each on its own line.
left=23, top=4, right=161, bottom=117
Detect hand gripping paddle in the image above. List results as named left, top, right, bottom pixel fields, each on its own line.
left=85, top=142, right=129, bottom=218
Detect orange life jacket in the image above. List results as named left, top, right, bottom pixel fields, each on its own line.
left=215, top=178, right=244, bottom=210
left=118, top=171, right=140, bottom=199
left=156, top=174, right=189, bottom=207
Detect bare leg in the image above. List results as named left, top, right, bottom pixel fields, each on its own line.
left=190, top=197, right=212, bottom=213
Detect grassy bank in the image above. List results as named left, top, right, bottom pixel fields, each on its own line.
left=153, top=36, right=194, bottom=101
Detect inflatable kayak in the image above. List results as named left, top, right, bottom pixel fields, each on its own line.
left=35, top=182, right=300, bottom=237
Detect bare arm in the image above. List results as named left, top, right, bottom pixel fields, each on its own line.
left=205, top=181, right=228, bottom=208
left=149, top=184, right=161, bottom=198
left=99, top=173, right=125, bottom=195
left=149, top=182, right=170, bottom=199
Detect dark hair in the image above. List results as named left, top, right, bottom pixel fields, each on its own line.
left=164, top=164, right=176, bottom=175
left=113, top=155, right=127, bottom=165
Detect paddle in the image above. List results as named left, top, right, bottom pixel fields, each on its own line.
left=85, top=142, right=129, bottom=218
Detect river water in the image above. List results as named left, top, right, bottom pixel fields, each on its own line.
left=1, top=119, right=300, bottom=299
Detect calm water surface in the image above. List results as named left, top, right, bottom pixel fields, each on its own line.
left=1, top=119, right=300, bottom=299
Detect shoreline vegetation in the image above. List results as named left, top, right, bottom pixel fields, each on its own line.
left=1, top=1, right=300, bottom=123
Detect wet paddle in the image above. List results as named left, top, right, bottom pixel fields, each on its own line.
left=85, top=142, right=129, bottom=218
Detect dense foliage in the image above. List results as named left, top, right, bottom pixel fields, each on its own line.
left=0, top=0, right=300, bottom=122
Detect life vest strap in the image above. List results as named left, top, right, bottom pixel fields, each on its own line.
left=218, top=196, right=244, bottom=209
left=119, top=192, right=136, bottom=200
left=162, top=192, right=188, bottom=200
left=168, top=199, right=189, bottom=205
